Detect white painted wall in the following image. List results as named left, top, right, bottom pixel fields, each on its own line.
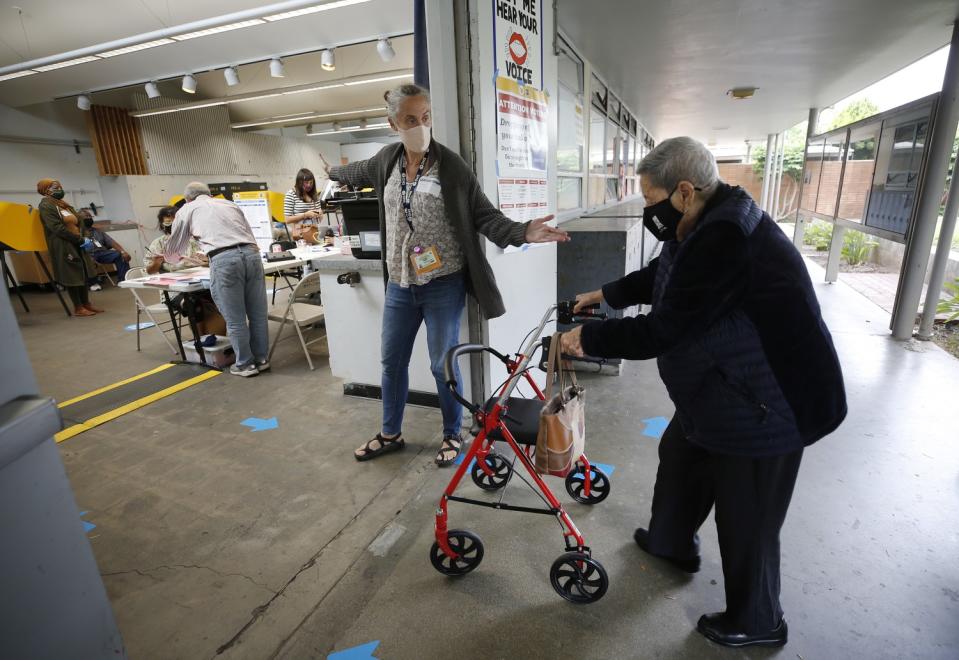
left=339, top=142, right=394, bottom=163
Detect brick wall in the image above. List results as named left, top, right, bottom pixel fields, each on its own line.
left=799, top=160, right=875, bottom=220
left=717, top=163, right=801, bottom=216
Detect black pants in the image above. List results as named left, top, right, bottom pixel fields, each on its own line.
left=66, top=285, right=90, bottom=308
left=646, top=416, right=803, bottom=633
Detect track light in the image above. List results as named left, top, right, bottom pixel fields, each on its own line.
left=376, top=38, right=395, bottom=62
left=270, top=58, right=285, bottom=78
left=77, top=94, right=91, bottom=111
left=145, top=81, right=161, bottom=98
left=321, top=49, right=335, bottom=72
left=182, top=73, right=197, bottom=93
left=224, top=66, right=240, bottom=86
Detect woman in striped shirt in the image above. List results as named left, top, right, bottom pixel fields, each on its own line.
left=283, top=168, right=325, bottom=242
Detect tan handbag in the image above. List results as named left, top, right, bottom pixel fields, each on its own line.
left=535, top=332, right=586, bottom=477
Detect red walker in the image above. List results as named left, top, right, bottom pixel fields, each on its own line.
left=429, top=302, right=612, bottom=603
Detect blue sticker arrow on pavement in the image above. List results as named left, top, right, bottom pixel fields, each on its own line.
left=571, top=462, right=616, bottom=479
left=241, top=417, right=278, bottom=432
left=80, top=511, right=96, bottom=533
left=124, top=322, right=156, bottom=331
left=453, top=452, right=476, bottom=469
left=328, top=640, right=380, bottom=660
left=641, top=416, right=669, bottom=439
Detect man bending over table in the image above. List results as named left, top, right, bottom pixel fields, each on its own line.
left=165, top=181, right=269, bottom=378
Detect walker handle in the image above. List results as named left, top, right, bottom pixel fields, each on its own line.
left=444, top=343, right=509, bottom=411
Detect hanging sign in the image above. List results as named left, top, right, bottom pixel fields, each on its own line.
left=493, top=0, right=543, bottom=88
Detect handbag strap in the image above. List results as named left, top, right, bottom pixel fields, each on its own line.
left=544, top=331, right=561, bottom=396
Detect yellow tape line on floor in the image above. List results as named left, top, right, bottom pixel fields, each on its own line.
left=55, top=369, right=221, bottom=443
left=58, top=363, right=177, bottom=408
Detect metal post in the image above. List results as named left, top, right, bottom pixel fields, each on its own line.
left=760, top=133, right=775, bottom=211
left=772, top=131, right=787, bottom=219
left=793, top=107, right=820, bottom=248
left=892, top=22, right=959, bottom=339
left=918, top=154, right=959, bottom=338
left=825, top=225, right=846, bottom=283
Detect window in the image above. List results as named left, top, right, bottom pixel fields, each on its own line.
left=557, top=41, right=585, bottom=213
left=837, top=122, right=880, bottom=223
left=815, top=131, right=848, bottom=217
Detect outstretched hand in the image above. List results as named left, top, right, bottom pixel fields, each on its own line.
left=524, top=215, right=570, bottom=244
left=318, top=153, right=332, bottom=179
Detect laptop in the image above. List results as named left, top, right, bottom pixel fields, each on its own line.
left=339, top=198, right=381, bottom=260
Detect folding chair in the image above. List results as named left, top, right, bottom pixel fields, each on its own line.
left=267, top=271, right=325, bottom=370
left=268, top=240, right=302, bottom=305
left=95, top=260, right=117, bottom=287
left=125, top=266, right=180, bottom=355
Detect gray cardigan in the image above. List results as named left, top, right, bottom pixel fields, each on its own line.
left=329, top=140, right=529, bottom=319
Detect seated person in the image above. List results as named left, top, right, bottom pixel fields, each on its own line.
left=144, top=206, right=207, bottom=274
left=79, top=209, right=131, bottom=287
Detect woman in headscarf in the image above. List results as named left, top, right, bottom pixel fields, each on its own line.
left=36, top=178, right=103, bottom=317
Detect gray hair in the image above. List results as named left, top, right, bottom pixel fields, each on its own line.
left=384, top=83, right=430, bottom=119
left=183, top=181, right=211, bottom=201
left=638, top=137, right=719, bottom=194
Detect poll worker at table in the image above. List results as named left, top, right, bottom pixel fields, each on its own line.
left=559, top=137, right=847, bottom=648
left=165, top=182, right=269, bottom=378
left=36, top=178, right=103, bottom=317
left=321, top=82, right=569, bottom=467
left=79, top=209, right=131, bottom=286
left=145, top=206, right=207, bottom=274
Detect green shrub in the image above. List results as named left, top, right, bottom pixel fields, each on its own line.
left=841, top=230, right=879, bottom=266
left=803, top=221, right=833, bottom=251
left=938, top=278, right=959, bottom=321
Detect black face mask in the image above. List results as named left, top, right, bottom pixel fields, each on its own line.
left=643, top=186, right=684, bottom=242
left=83, top=218, right=94, bottom=229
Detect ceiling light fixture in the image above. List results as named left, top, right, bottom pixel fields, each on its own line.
left=97, top=38, right=175, bottom=58
left=131, top=70, right=412, bottom=118
left=0, top=70, right=37, bottom=82
left=77, top=94, right=92, bottom=111
left=231, top=106, right=383, bottom=129
left=376, top=38, right=395, bottom=62
left=182, top=73, right=197, bottom=94
left=321, top=49, right=335, bottom=72
left=270, top=58, right=285, bottom=78
left=307, top=121, right=390, bottom=136
left=145, top=81, right=161, bottom=98
left=172, top=19, right=265, bottom=41
left=726, top=87, right=758, bottom=100
left=224, top=66, right=240, bottom=86
left=34, top=56, right=101, bottom=72
left=263, top=0, right=373, bottom=22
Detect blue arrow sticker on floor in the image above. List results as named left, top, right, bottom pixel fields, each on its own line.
left=241, top=417, right=278, bottom=432
left=328, top=640, right=380, bottom=660
left=124, top=322, right=156, bottom=331
left=571, top=462, right=616, bottom=479
left=641, top=416, right=669, bottom=439
left=80, top=511, right=96, bottom=533
left=453, top=452, right=476, bottom=469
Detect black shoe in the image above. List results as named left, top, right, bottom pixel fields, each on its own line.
left=696, top=612, right=788, bottom=648
left=633, top=528, right=701, bottom=573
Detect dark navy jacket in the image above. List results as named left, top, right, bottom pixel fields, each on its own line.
left=580, top=184, right=847, bottom=456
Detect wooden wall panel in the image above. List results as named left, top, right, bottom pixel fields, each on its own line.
left=85, top=105, right=147, bottom=176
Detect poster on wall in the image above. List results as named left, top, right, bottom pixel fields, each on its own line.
left=496, top=76, right=548, bottom=172
left=497, top=177, right=548, bottom=223
left=493, top=0, right=543, bottom=88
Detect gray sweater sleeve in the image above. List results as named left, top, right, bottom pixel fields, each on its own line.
left=329, top=158, right=376, bottom=189
left=468, top=176, right=529, bottom=249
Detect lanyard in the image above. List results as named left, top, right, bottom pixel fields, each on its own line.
left=399, top=150, right=429, bottom=233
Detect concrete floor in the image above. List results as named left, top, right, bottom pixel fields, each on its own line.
left=12, top=260, right=959, bottom=660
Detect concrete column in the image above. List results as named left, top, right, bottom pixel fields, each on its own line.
left=760, top=133, right=775, bottom=211
left=793, top=107, right=820, bottom=248
left=425, top=0, right=460, bottom=150
left=892, top=22, right=959, bottom=339
left=772, top=131, right=786, bottom=219
left=918, top=159, right=959, bottom=338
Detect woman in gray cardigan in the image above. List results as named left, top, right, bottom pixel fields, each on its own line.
left=324, top=83, right=567, bottom=466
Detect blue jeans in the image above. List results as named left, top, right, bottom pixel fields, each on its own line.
left=209, top=246, right=269, bottom=367
left=382, top=272, right=466, bottom=438
left=93, top=249, right=130, bottom=282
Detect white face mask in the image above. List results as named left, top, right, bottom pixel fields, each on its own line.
left=397, top=124, right=431, bottom=154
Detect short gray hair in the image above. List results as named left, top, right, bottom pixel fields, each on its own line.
left=638, top=137, right=719, bottom=193
left=384, top=83, right=430, bottom=119
left=183, top=181, right=211, bottom=201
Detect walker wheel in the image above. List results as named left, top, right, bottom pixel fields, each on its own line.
left=470, top=452, right=513, bottom=491
left=429, top=530, right=485, bottom=576
left=564, top=464, right=611, bottom=505
left=549, top=552, right=608, bottom=603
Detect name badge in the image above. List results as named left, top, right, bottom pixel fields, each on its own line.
left=411, top=245, right=442, bottom=275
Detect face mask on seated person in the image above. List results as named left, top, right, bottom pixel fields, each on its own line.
left=642, top=184, right=701, bottom=242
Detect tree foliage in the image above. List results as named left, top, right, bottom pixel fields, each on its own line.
left=825, top=98, right=880, bottom=131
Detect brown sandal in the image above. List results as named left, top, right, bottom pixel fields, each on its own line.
left=354, top=433, right=405, bottom=462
